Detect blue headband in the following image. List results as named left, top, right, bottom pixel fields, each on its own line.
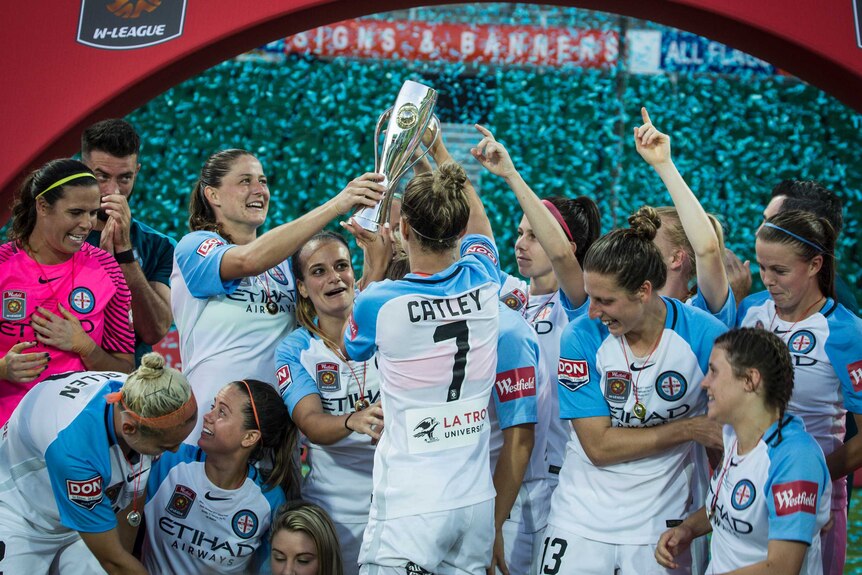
left=761, top=223, right=827, bottom=253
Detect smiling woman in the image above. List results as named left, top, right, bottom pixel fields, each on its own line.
left=0, top=158, right=135, bottom=424
left=171, top=149, right=385, bottom=442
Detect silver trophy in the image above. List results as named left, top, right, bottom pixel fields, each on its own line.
left=354, top=80, right=440, bottom=231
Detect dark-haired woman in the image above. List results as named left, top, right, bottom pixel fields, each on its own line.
left=143, top=378, right=296, bottom=574
left=472, top=126, right=601, bottom=562
left=541, top=209, right=727, bottom=574
left=274, top=231, right=385, bottom=575
left=634, top=108, right=735, bottom=327
left=171, top=149, right=383, bottom=440
left=0, top=158, right=134, bottom=424
left=736, top=210, right=862, bottom=575
left=344, top=160, right=500, bottom=573
left=656, top=328, right=831, bottom=575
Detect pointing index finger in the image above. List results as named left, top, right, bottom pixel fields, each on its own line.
left=641, top=106, right=651, bottom=125
left=474, top=124, right=493, bottom=138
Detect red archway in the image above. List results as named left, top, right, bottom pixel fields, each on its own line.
left=2, top=0, right=861, bottom=217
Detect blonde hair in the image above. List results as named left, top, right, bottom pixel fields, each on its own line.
left=654, top=206, right=725, bottom=284
left=271, top=501, right=343, bottom=575
left=121, top=352, right=192, bottom=433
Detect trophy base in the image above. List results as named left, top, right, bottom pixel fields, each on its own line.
left=353, top=212, right=383, bottom=232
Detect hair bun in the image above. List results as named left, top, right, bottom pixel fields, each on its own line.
left=435, top=162, right=467, bottom=195
left=136, top=352, right=166, bottom=378
left=627, top=206, right=661, bottom=241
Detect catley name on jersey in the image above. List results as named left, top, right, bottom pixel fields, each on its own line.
left=407, top=289, right=483, bottom=322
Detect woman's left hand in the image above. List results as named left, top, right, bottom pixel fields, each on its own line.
left=30, top=305, right=96, bottom=356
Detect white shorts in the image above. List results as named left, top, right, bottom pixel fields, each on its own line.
left=539, top=524, right=692, bottom=575
left=496, top=521, right=544, bottom=575
left=335, top=520, right=367, bottom=575
left=359, top=499, right=494, bottom=575
left=0, top=503, right=81, bottom=573
left=53, top=539, right=107, bottom=575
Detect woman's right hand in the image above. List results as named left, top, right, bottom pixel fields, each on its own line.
left=333, top=173, right=386, bottom=216
left=471, top=124, right=517, bottom=179
left=346, top=402, right=384, bottom=441
left=655, top=524, right=695, bottom=569
left=0, top=341, right=48, bottom=382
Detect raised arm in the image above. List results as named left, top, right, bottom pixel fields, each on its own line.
left=219, top=174, right=385, bottom=281
left=635, top=107, right=728, bottom=313
left=472, top=124, right=585, bottom=306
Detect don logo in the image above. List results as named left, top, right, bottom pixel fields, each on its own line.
left=559, top=359, right=589, bottom=392
left=67, top=476, right=103, bottom=509
left=78, top=0, right=188, bottom=50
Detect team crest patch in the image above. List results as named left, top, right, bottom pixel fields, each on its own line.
left=848, top=360, right=862, bottom=392
left=276, top=364, right=293, bottom=396
left=464, top=242, right=498, bottom=265
left=772, top=480, right=818, bottom=516
left=69, top=287, right=95, bottom=314
left=731, top=479, right=756, bottom=510
left=500, top=288, right=527, bottom=312
left=267, top=266, right=289, bottom=285
left=655, top=371, right=687, bottom=402
left=559, top=359, right=589, bottom=391
left=316, top=362, right=341, bottom=392
left=67, top=476, right=103, bottom=510
left=788, top=330, right=816, bottom=354
left=604, top=371, right=631, bottom=403
left=232, top=509, right=259, bottom=539
left=2, top=290, right=26, bottom=320
left=166, top=484, right=196, bottom=519
left=196, top=237, right=223, bottom=257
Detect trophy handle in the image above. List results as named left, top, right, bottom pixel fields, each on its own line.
left=373, top=107, right=394, bottom=174
left=396, top=115, right=441, bottom=181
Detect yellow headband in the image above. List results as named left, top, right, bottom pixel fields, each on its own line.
left=36, top=172, right=95, bottom=198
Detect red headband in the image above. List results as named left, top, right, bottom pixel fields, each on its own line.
left=541, top=200, right=573, bottom=242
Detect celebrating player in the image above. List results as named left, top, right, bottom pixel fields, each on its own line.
left=0, top=352, right=195, bottom=574
left=0, top=158, right=135, bottom=424
left=736, top=209, right=862, bottom=574
left=142, top=378, right=296, bottom=573
left=656, top=328, right=831, bottom=574
left=275, top=230, right=386, bottom=574
left=543, top=209, right=727, bottom=574
left=270, top=501, right=345, bottom=575
left=344, top=160, right=500, bottom=574
left=172, top=148, right=384, bottom=441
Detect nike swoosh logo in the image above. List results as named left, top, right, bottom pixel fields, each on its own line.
left=205, top=491, right=230, bottom=501
left=773, top=328, right=791, bottom=334
left=630, top=362, right=656, bottom=372
left=38, top=277, right=60, bottom=284
left=126, top=467, right=150, bottom=483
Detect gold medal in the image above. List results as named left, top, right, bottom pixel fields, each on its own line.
left=265, top=301, right=279, bottom=315
left=633, top=401, right=647, bottom=419
left=127, top=510, right=142, bottom=527
left=354, top=399, right=371, bottom=412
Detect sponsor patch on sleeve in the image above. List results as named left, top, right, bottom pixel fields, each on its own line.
left=464, top=241, right=498, bottom=265
left=275, top=364, right=292, bottom=396
left=558, top=358, right=589, bottom=392
left=196, top=237, right=223, bottom=257
left=848, top=360, right=862, bottom=393
left=772, top=480, right=818, bottom=516
left=495, top=367, right=537, bottom=402
left=500, top=288, right=528, bottom=313
left=66, top=475, right=103, bottom=510
left=347, top=313, right=358, bottom=340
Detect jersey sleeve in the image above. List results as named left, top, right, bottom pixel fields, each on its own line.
left=557, top=318, right=609, bottom=419
left=175, top=231, right=242, bottom=299
left=493, top=308, right=540, bottom=429
left=673, top=299, right=728, bottom=375
left=93, top=248, right=135, bottom=354
left=559, top=290, right=589, bottom=322
left=824, top=306, right=862, bottom=414
left=764, top=434, right=830, bottom=544
left=274, top=332, right=321, bottom=417
left=460, top=234, right=501, bottom=276
left=343, top=285, right=384, bottom=362
left=689, top=286, right=736, bottom=328
left=45, top=439, right=116, bottom=533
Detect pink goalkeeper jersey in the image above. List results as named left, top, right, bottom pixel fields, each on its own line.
left=0, top=242, right=134, bottom=423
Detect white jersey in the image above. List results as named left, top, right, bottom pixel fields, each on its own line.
left=344, top=234, right=500, bottom=520
left=706, top=417, right=831, bottom=575
left=275, top=327, right=379, bottom=523
left=551, top=297, right=726, bottom=544
left=0, top=371, right=148, bottom=534
left=172, top=231, right=297, bottom=442
left=489, top=304, right=549, bottom=533
left=143, top=444, right=285, bottom=574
